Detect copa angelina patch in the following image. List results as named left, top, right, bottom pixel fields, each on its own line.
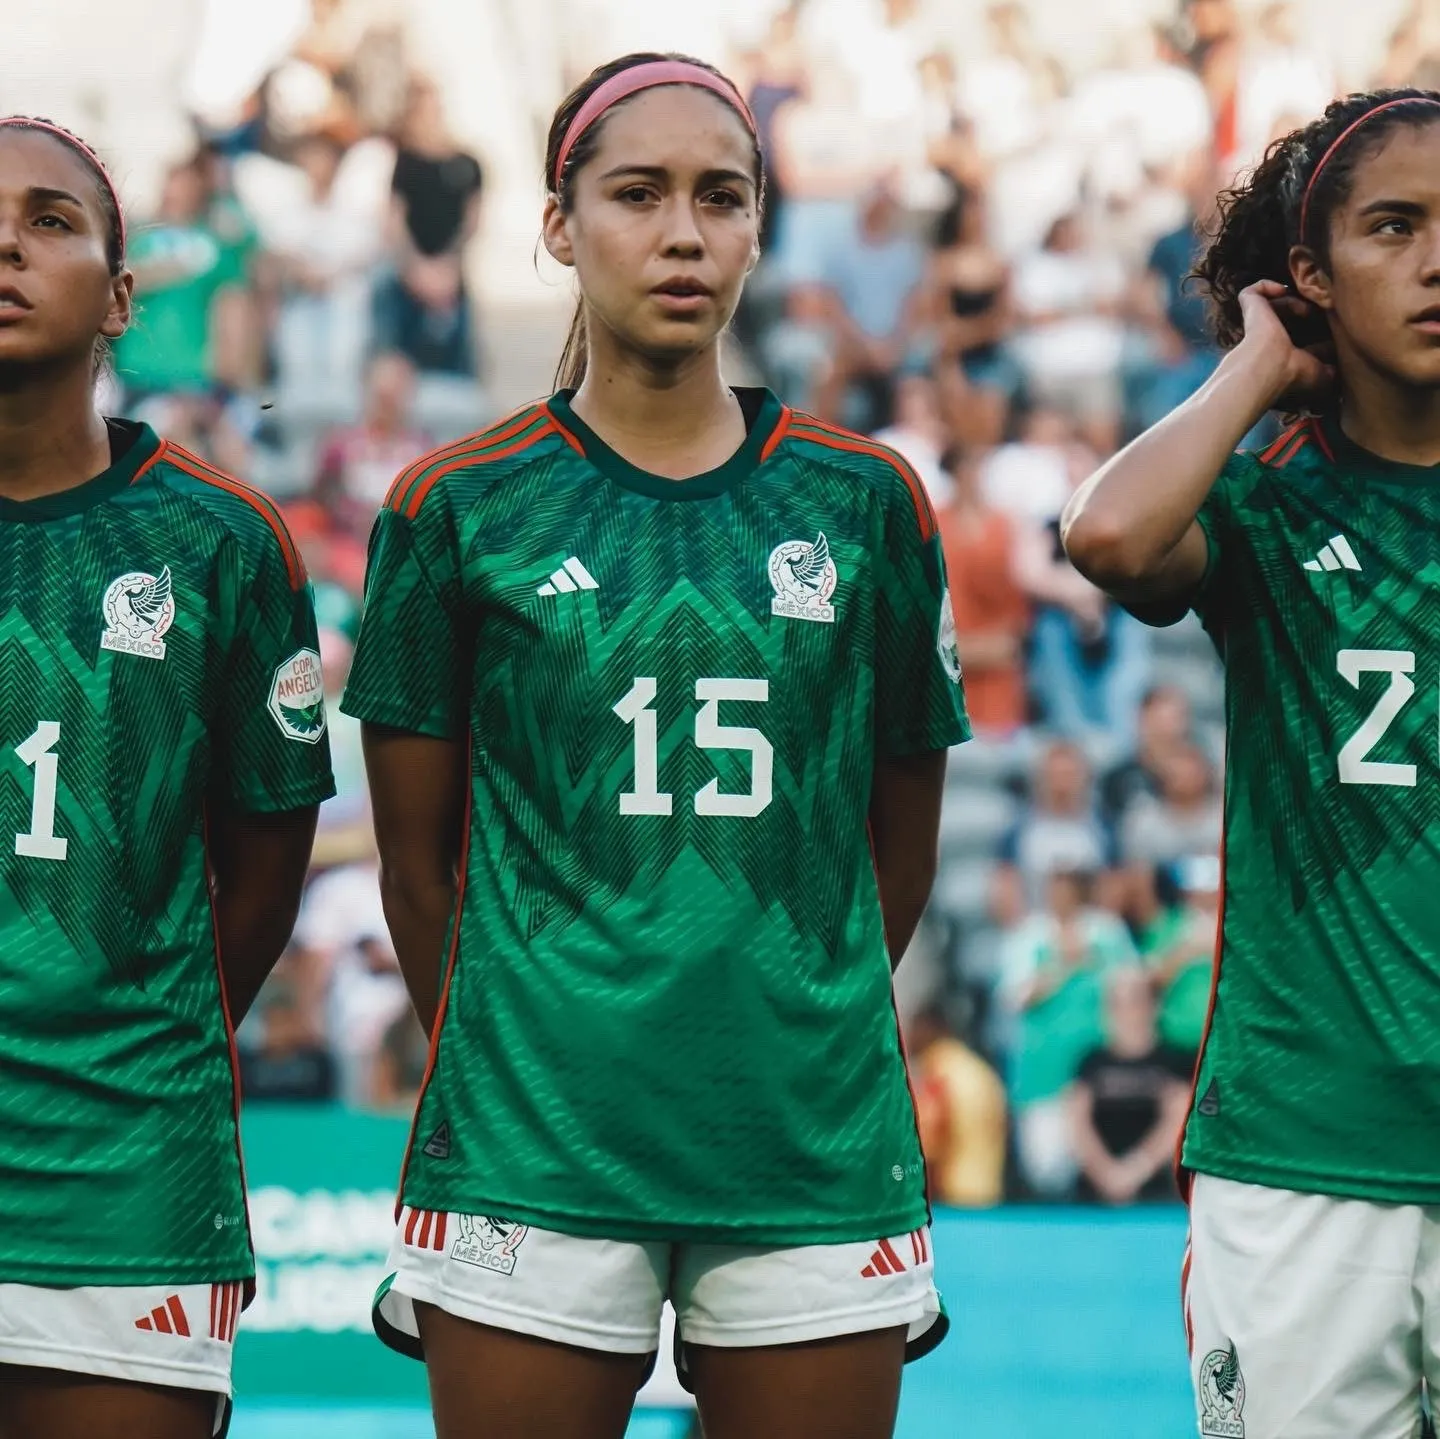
left=268, top=649, right=327, bottom=744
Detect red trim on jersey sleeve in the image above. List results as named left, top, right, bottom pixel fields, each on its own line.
left=1175, top=837, right=1228, bottom=1205
left=759, top=405, right=793, bottom=463
left=159, top=445, right=307, bottom=591
left=383, top=406, right=547, bottom=514
left=1307, top=415, right=1335, bottom=463
left=402, top=423, right=556, bottom=521
left=542, top=405, right=586, bottom=457
left=393, top=737, right=475, bottom=1219
left=1257, top=420, right=1306, bottom=466
left=786, top=418, right=938, bottom=541
left=1273, top=430, right=1311, bottom=468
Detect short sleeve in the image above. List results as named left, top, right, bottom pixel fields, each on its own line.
left=217, top=531, right=337, bottom=813
left=873, top=479, right=971, bottom=756
left=1124, top=452, right=1246, bottom=633
left=340, top=500, right=469, bottom=739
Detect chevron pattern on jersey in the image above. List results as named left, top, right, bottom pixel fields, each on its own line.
left=0, top=430, right=333, bottom=1283
left=343, top=400, right=968, bottom=1243
left=1184, top=418, right=1440, bottom=1202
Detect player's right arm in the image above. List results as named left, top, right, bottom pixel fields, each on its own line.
left=1061, top=280, right=1333, bottom=611
left=340, top=480, right=470, bottom=1036
left=363, top=729, right=465, bottom=1035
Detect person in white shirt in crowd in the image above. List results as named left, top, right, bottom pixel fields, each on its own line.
left=871, top=372, right=954, bottom=507
left=287, top=862, right=410, bottom=1107
left=1008, top=211, right=1128, bottom=456
left=236, top=129, right=391, bottom=414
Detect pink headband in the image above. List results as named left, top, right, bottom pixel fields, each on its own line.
left=1300, top=97, right=1440, bottom=242
left=552, top=61, right=757, bottom=191
left=0, top=116, right=126, bottom=252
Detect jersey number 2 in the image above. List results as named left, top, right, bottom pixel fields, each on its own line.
left=14, top=722, right=69, bottom=861
left=1337, top=649, right=1418, bottom=787
left=613, top=678, right=773, bottom=818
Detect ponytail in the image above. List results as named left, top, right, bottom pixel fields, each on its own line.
left=554, top=304, right=587, bottom=390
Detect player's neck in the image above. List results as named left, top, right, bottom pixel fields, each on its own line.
left=570, top=346, right=744, bottom=480
left=0, top=367, right=113, bottom=502
left=1336, top=365, right=1440, bottom=469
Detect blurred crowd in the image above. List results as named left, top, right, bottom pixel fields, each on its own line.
left=116, top=0, right=1438, bottom=1205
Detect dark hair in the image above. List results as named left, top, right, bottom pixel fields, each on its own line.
left=544, top=52, right=766, bottom=391
left=0, top=116, right=126, bottom=276
left=1194, top=88, right=1440, bottom=348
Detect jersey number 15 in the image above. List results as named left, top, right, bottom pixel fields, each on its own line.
left=613, top=678, right=772, bottom=818
left=13, top=722, right=68, bottom=862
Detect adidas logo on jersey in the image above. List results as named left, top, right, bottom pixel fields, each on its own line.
left=859, top=1229, right=929, bottom=1278
left=537, top=557, right=599, bottom=597
left=1303, top=534, right=1361, bottom=573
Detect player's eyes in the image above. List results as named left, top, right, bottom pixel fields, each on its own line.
left=1373, top=217, right=1413, bottom=236
left=616, top=186, right=656, bottom=205
left=703, top=190, right=743, bottom=209
left=33, top=214, right=72, bottom=231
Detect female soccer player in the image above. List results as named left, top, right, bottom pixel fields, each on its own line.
left=0, top=118, right=334, bottom=1439
left=344, top=52, right=968, bottom=1439
left=1063, top=89, right=1440, bottom=1439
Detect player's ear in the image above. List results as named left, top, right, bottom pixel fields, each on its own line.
left=99, top=270, right=134, bottom=340
left=542, top=194, right=575, bottom=269
left=1288, top=245, right=1333, bottom=312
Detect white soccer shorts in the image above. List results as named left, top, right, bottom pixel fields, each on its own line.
left=1185, top=1174, right=1440, bottom=1439
left=374, top=1206, right=945, bottom=1378
left=0, top=1279, right=243, bottom=1436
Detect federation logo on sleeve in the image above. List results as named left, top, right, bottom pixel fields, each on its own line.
left=267, top=649, right=327, bottom=744
left=937, top=588, right=962, bottom=683
left=450, top=1214, right=529, bottom=1276
left=768, top=532, right=838, bottom=623
left=1199, top=1341, right=1246, bottom=1437
left=100, top=568, right=176, bottom=661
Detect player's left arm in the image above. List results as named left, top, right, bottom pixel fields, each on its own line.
left=870, top=750, right=946, bottom=968
left=208, top=801, right=320, bottom=1020
left=213, top=518, right=336, bottom=1019
left=870, top=465, right=971, bottom=968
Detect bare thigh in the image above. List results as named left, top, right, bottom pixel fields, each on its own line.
left=0, top=1365, right=215, bottom=1439
left=416, top=1301, right=651, bottom=1439
left=687, top=1325, right=908, bottom=1439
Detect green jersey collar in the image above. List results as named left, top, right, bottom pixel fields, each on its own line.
left=546, top=388, right=785, bottom=500
left=1319, top=411, right=1440, bottom=484
left=0, top=421, right=163, bottom=522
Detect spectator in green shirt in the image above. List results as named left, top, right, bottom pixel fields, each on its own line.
left=1141, top=853, right=1221, bottom=1062
left=998, top=865, right=1137, bottom=1198
left=114, top=154, right=259, bottom=399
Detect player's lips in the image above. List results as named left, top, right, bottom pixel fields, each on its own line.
left=1409, top=303, right=1440, bottom=332
left=0, top=285, right=33, bottom=320
left=651, top=277, right=713, bottom=313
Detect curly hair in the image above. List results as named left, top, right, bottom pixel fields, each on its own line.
left=1193, top=88, right=1440, bottom=348
left=544, top=53, right=765, bottom=391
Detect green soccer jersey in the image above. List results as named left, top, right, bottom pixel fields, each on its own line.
left=342, top=389, right=969, bottom=1244
left=1171, top=414, right=1440, bottom=1202
left=0, top=422, right=335, bottom=1284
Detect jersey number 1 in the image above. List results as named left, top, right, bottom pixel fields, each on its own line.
left=14, top=722, right=69, bottom=862
left=613, top=678, right=773, bottom=818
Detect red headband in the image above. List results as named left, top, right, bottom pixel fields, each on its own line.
left=552, top=61, right=757, bottom=191
left=0, top=116, right=126, bottom=252
left=1300, top=97, right=1440, bottom=242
